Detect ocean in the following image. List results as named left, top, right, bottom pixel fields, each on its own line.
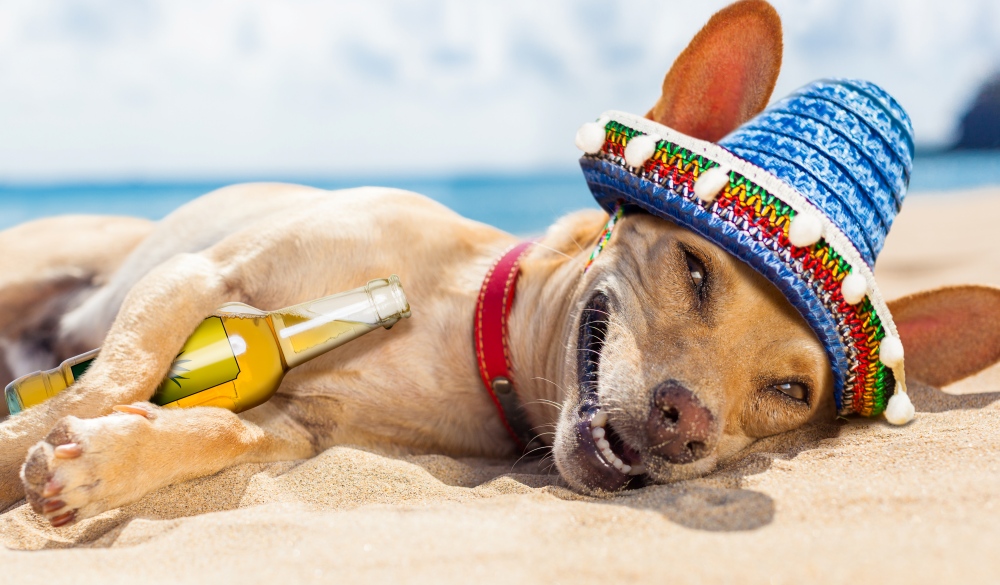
left=1, top=151, right=998, bottom=236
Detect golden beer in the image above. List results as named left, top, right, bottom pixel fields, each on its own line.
left=5, top=275, right=410, bottom=415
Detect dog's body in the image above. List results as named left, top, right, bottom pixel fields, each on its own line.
left=3, top=0, right=1000, bottom=527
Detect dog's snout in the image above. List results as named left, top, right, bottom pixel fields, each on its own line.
left=646, top=381, right=716, bottom=464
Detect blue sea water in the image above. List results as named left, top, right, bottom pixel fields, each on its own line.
left=0, top=152, right=998, bottom=236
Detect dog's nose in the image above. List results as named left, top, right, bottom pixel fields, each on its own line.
left=646, top=381, right=716, bottom=464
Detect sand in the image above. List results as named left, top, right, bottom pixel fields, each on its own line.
left=1, top=189, right=999, bottom=584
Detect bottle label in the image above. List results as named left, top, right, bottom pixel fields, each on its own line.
left=151, top=317, right=240, bottom=405
left=70, top=358, right=94, bottom=381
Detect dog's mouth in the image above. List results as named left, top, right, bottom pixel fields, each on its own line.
left=570, top=292, right=645, bottom=492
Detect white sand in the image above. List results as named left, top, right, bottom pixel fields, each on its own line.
left=2, top=189, right=999, bottom=584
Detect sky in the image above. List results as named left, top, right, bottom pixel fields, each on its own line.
left=0, top=0, right=998, bottom=181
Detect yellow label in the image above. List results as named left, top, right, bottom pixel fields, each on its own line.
left=150, top=317, right=240, bottom=405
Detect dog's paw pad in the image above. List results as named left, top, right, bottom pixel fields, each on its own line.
left=43, top=420, right=76, bottom=447
left=21, top=444, right=53, bottom=488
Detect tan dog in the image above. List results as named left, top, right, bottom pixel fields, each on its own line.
left=2, top=0, right=999, bottom=528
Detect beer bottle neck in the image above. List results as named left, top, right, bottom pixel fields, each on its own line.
left=271, top=276, right=410, bottom=369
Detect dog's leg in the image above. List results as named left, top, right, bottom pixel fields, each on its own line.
left=20, top=402, right=313, bottom=526
left=0, top=252, right=249, bottom=507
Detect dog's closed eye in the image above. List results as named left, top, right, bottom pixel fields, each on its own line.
left=771, top=382, right=808, bottom=403
left=684, top=252, right=706, bottom=295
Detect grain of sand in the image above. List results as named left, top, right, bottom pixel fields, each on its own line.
left=1, top=189, right=999, bottom=584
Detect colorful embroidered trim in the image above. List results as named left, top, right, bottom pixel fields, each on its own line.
left=584, top=204, right=624, bottom=273
left=591, top=120, right=893, bottom=416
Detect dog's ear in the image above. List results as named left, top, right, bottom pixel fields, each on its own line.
left=888, top=285, right=1000, bottom=388
left=646, top=0, right=782, bottom=142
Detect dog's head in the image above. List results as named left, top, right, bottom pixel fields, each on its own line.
left=553, top=211, right=835, bottom=491
left=550, top=0, right=1000, bottom=494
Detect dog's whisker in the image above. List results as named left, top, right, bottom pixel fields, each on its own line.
left=541, top=458, right=557, bottom=474
left=568, top=234, right=587, bottom=255
left=586, top=315, right=629, bottom=333
left=530, top=378, right=565, bottom=390
left=533, top=398, right=565, bottom=409
left=528, top=420, right=557, bottom=429
left=582, top=315, right=630, bottom=336
left=511, top=444, right=553, bottom=471
left=528, top=241, right=583, bottom=266
left=530, top=425, right=558, bottom=433
left=597, top=320, right=630, bottom=334
left=528, top=379, right=571, bottom=406
left=523, top=398, right=563, bottom=412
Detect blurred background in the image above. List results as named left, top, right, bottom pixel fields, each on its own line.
left=1, top=0, right=999, bottom=235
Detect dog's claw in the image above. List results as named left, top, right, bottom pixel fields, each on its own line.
left=42, top=479, right=63, bottom=498
left=113, top=404, right=155, bottom=419
left=54, top=443, right=82, bottom=459
left=42, top=499, right=66, bottom=514
left=49, top=510, right=75, bottom=527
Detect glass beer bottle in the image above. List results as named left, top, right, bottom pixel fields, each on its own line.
left=5, top=275, right=411, bottom=415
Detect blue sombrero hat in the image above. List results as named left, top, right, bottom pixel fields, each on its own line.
left=576, top=79, right=915, bottom=424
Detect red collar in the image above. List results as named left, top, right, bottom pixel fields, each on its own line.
left=474, top=241, right=538, bottom=450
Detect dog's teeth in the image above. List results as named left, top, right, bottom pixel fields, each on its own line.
left=589, top=417, right=637, bottom=475
left=627, top=463, right=646, bottom=476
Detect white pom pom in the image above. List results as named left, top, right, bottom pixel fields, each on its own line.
left=879, top=335, right=905, bottom=368
left=623, top=134, right=660, bottom=168
left=575, top=122, right=607, bottom=154
left=693, top=166, right=731, bottom=203
left=884, top=385, right=914, bottom=425
left=788, top=212, right=823, bottom=247
left=840, top=271, right=868, bottom=305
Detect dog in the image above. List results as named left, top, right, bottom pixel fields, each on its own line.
left=2, top=0, right=999, bottom=528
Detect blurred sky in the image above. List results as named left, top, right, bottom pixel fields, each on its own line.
left=0, top=0, right=998, bottom=181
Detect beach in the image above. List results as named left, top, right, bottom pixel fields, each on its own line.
left=0, top=188, right=998, bottom=584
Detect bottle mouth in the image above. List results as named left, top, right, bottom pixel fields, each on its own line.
left=366, top=274, right=411, bottom=326
left=387, top=274, right=412, bottom=319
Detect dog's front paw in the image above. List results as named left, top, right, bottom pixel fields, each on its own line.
left=20, top=404, right=157, bottom=527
